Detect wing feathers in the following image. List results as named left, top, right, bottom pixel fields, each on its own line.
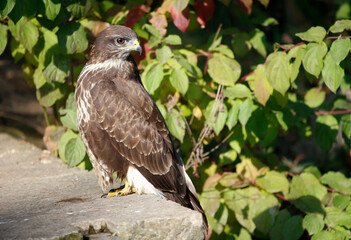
left=90, top=79, right=174, bottom=176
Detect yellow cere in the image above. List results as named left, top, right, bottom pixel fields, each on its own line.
left=120, top=40, right=140, bottom=50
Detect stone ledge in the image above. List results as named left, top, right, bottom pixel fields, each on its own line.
left=0, top=133, right=204, bottom=240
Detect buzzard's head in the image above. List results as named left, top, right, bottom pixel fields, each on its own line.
left=90, top=25, right=142, bottom=63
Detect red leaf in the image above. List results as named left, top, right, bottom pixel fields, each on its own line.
left=170, top=6, right=190, bottom=32
left=194, top=0, right=215, bottom=26
left=125, top=5, right=149, bottom=28
left=234, top=0, right=253, bottom=15
left=150, top=14, right=168, bottom=37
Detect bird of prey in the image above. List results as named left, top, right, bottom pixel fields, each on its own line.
left=75, top=25, right=208, bottom=233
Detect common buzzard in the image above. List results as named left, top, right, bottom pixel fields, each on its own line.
left=75, top=25, right=208, bottom=233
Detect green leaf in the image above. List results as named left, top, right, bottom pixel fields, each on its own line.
left=235, top=228, right=252, bottom=240
left=213, top=45, right=234, bottom=58
left=148, top=35, right=161, bottom=48
left=247, top=64, right=273, bottom=106
left=43, top=0, right=61, bottom=21
left=304, top=87, right=326, bottom=108
left=60, top=109, right=78, bottom=131
left=322, top=53, right=344, bottom=93
left=178, top=49, right=198, bottom=65
left=296, top=26, right=326, bottom=42
left=173, top=0, right=189, bottom=12
left=163, top=35, right=182, bottom=45
left=303, top=166, right=322, bottom=178
left=170, top=68, right=189, bottom=95
left=256, top=171, right=289, bottom=193
left=38, top=27, right=60, bottom=66
left=314, top=115, right=339, bottom=151
left=288, top=173, right=327, bottom=201
left=65, top=135, right=86, bottom=166
left=232, top=32, right=250, bottom=58
left=0, top=24, right=7, bottom=55
left=207, top=53, right=241, bottom=86
left=325, top=207, right=351, bottom=228
left=261, top=17, right=278, bottom=26
left=177, top=56, right=202, bottom=78
left=270, top=210, right=291, bottom=240
left=142, top=63, right=164, bottom=94
left=303, top=213, right=324, bottom=235
left=252, top=194, right=279, bottom=236
left=65, top=0, right=91, bottom=18
left=8, top=17, right=39, bottom=53
left=273, top=90, right=288, bottom=108
left=43, top=54, right=71, bottom=83
left=57, top=22, right=88, bottom=54
left=333, top=194, right=351, bottom=210
left=218, top=150, right=237, bottom=166
left=321, top=171, right=351, bottom=194
left=249, top=28, right=267, bottom=57
left=65, top=92, right=76, bottom=110
left=265, top=52, right=290, bottom=95
left=223, top=187, right=257, bottom=233
left=260, top=113, right=279, bottom=146
left=229, top=125, right=246, bottom=153
left=329, top=20, right=351, bottom=33
left=341, top=114, right=351, bottom=142
left=219, top=172, right=242, bottom=188
left=58, top=129, right=77, bottom=162
left=204, top=100, right=228, bottom=135
left=283, top=216, right=304, bottom=240
left=238, top=97, right=254, bottom=126
left=156, top=45, right=172, bottom=64
left=200, top=188, right=221, bottom=217
left=10, top=39, right=25, bottom=63
left=33, top=65, right=46, bottom=89
left=215, top=203, right=229, bottom=227
left=329, top=38, right=350, bottom=64
left=311, top=230, right=340, bottom=240
left=166, top=109, right=185, bottom=142
left=206, top=214, right=223, bottom=235
left=289, top=45, right=305, bottom=82
left=223, top=84, right=251, bottom=99
left=9, top=0, right=38, bottom=22
left=144, top=24, right=161, bottom=39
left=246, top=108, right=267, bottom=139
left=0, top=0, right=15, bottom=18
left=302, top=42, right=328, bottom=78
left=36, top=82, right=66, bottom=107
left=156, top=103, right=167, bottom=119
left=226, top=100, right=241, bottom=130
left=295, top=195, right=325, bottom=215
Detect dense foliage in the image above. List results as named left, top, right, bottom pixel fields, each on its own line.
left=1, top=0, right=351, bottom=239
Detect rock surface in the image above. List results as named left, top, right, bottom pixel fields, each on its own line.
left=0, top=133, right=204, bottom=240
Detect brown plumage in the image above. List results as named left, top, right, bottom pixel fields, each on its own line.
left=75, top=25, right=208, bottom=233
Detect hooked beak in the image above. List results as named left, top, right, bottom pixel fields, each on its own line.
left=121, top=39, right=142, bottom=56
left=133, top=40, right=142, bottom=56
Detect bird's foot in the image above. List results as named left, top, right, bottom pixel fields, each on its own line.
left=101, top=181, right=135, bottom=198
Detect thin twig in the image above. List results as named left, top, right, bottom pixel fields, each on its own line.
left=326, top=186, right=351, bottom=196
left=175, top=104, right=196, bottom=146
left=315, top=110, right=351, bottom=115
left=202, top=131, right=234, bottom=158
left=185, top=85, right=224, bottom=171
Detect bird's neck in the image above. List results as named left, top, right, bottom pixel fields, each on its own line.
left=78, top=56, right=140, bottom=85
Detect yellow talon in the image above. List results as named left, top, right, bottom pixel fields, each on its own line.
left=104, top=180, right=136, bottom=198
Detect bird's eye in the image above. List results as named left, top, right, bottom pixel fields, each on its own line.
left=116, top=38, right=125, bottom=45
